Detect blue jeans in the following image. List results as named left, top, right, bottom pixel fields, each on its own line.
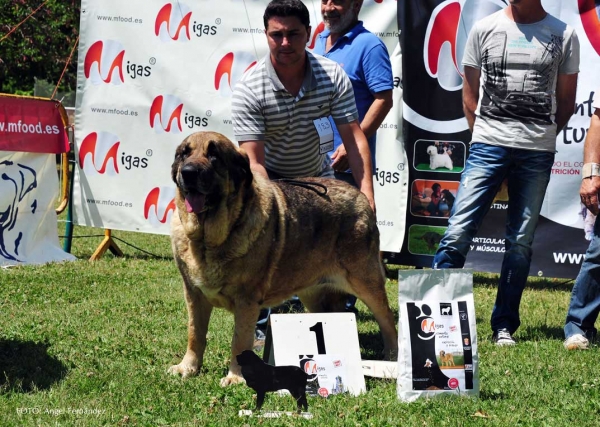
left=432, top=143, right=554, bottom=333
left=564, top=215, right=600, bottom=340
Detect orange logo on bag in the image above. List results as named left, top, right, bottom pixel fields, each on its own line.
left=420, top=318, right=435, bottom=333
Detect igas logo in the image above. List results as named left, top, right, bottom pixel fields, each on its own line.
left=144, top=187, right=176, bottom=226
left=155, top=2, right=220, bottom=41
left=155, top=2, right=192, bottom=42
left=424, top=0, right=504, bottom=91
left=150, top=95, right=209, bottom=132
left=84, top=40, right=155, bottom=84
left=308, top=22, right=325, bottom=50
left=408, top=302, right=436, bottom=340
left=579, top=0, right=600, bottom=56
left=78, top=132, right=120, bottom=175
left=299, top=355, right=319, bottom=382
left=150, top=95, right=184, bottom=133
left=215, top=52, right=256, bottom=97
left=84, top=40, right=126, bottom=85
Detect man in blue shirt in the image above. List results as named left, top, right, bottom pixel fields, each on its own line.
left=313, top=0, right=393, bottom=185
left=313, top=0, right=393, bottom=311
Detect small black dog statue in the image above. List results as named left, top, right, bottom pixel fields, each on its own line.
left=236, top=350, right=308, bottom=413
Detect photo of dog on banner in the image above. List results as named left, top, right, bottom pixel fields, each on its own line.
left=410, top=179, right=459, bottom=218
left=413, top=139, right=466, bottom=173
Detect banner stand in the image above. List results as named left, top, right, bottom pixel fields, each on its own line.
left=89, top=229, right=123, bottom=261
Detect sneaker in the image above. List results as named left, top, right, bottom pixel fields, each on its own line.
left=492, top=328, right=516, bottom=346
left=564, top=334, right=589, bottom=350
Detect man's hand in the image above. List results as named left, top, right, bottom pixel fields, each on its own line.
left=581, top=177, right=600, bottom=215
left=331, top=145, right=349, bottom=172
left=580, top=111, right=600, bottom=215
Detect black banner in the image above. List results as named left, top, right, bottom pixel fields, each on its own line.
left=392, top=0, right=589, bottom=279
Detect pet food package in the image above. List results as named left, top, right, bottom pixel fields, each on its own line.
left=397, top=269, right=479, bottom=402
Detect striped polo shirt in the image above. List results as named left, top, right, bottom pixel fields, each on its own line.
left=232, top=51, right=358, bottom=178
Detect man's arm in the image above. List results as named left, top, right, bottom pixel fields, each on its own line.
left=238, top=140, right=268, bottom=179
left=331, top=90, right=393, bottom=172
left=336, top=121, right=375, bottom=212
left=580, top=109, right=600, bottom=214
left=555, top=73, right=578, bottom=134
left=360, top=90, right=393, bottom=139
left=462, top=66, right=480, bottom=133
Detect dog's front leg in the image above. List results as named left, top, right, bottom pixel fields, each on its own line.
left=168, top=279, right=213, bottom=378
left=220, top=301, right=260, bottom=387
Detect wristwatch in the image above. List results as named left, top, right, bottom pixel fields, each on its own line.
left=582, top=163, right=600, bottom=179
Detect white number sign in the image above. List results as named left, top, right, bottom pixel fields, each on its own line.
left=264, top=313, right=366, bottom=396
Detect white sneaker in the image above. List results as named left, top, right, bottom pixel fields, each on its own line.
left=564, top=334, right=589, bottom=350
left=493, top=328, right=516, bottom=346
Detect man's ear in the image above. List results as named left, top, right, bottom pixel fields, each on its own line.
left=353, top=0, right=364, bottom=15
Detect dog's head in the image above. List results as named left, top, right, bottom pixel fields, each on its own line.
left=426, top=146, right=437, bottom=156
left=236, top=350, right=262, bottom=366
left=0, top=160, right=38, bottom=262
left=171, top=132, right=252, bottom=215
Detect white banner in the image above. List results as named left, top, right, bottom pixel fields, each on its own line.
left=0, top=152, right=76, bottom=266
left=540, top=0, right=600, bottom=228
left=73, top=0, right=406, bottom=251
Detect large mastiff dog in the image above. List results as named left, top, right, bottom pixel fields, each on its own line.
left=168, top=131, right=398, bottom=386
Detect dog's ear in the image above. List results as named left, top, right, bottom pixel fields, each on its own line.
left=172, top=138, right=190, bottom=183
left=230, top=146, right=253, bottom=189
left=205, top=138, right=252, bottom=189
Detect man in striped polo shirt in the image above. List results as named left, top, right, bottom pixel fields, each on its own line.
left=231, top=0, right=375, bottom=211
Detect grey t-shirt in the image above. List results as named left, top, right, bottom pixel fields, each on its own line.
left=232, top=52, right=358, bottom=178
left=463, top=10, right=580, bottom=152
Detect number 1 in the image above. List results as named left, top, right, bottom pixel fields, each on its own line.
left=309, top=322, right=326, bottom=354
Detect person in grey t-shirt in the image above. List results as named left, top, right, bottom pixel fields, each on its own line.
left=432, top=0, right=579, bottom=346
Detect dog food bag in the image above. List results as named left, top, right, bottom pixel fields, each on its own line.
left=397, top=269, right=479, bottom=402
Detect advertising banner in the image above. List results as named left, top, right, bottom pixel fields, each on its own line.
left=0, top=96, right=74, bottom=266
left=396, top=0, right=600, bottom=279
left=0, top=151, right=76, bottom=266
left=0, top=96, right=70, bottom=154
left=73, top=0, right=407, bottom=251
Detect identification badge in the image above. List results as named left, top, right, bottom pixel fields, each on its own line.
left=314, top=117, right=334, bottom=154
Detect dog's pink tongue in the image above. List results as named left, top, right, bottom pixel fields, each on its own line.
left=184, top=193, right=206, bottom=213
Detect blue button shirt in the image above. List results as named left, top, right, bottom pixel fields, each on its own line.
left=313, top=21, right=393, bottom=170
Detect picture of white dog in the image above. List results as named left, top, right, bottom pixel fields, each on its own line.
left=426, top=145, right=453, bottom=170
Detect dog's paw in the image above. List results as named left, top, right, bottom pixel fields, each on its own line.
left=219, top=373, right=246, bottom=387
left=167, top=362, right=199, bottom=378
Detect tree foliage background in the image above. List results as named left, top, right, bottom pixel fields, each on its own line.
left=0, top=0, right=80, bottom=96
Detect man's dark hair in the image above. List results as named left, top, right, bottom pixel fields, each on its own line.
left=263, top=0, right=310, bottom=31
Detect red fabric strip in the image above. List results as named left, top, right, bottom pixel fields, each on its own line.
left=0, top=96, right=70, bottom=154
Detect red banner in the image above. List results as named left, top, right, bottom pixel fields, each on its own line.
left=0, top=96, right=69, bottom=154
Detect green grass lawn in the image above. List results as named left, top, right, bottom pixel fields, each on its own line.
left=414, top=163, right=464, bottom=173
left=1, top=223, right=599, bottom=426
